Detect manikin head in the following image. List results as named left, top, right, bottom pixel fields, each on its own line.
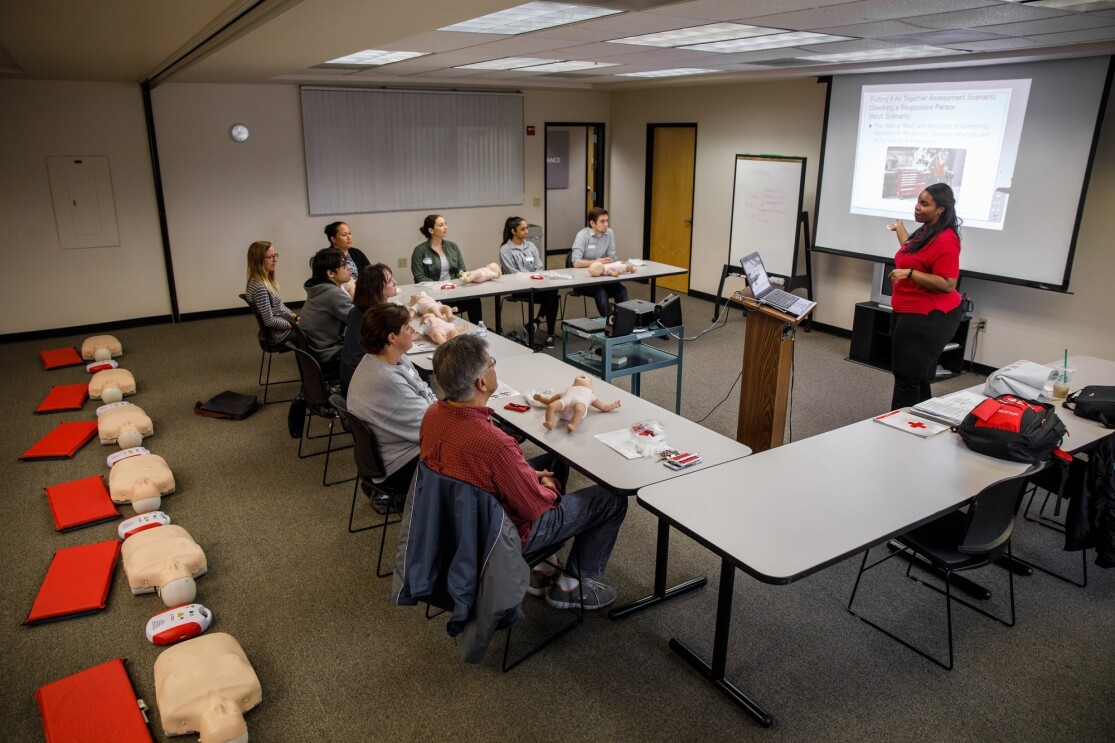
left=572, top=374, right=594, bottom=391
left=131, top=477, right=162, bottom=514
left=118, top=428, right=144, bottom=450
left=199, top=691, right=249, bottom=743
left=101, top=386, right=124, bottom=404
left=588, top=261, right=605, bottom=277
left=94, top=347, right=113, bottom=362
left=158, top=561, right=198, bottom=607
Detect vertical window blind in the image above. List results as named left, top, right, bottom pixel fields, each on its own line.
left=301, top=86, right=524, bottom=216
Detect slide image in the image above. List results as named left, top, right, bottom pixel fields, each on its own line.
left=880, top=147, right=966, bottom=200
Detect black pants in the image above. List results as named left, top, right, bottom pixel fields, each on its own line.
left=587, top=283, right=628, bottom=319
left=890, top=305, right=962, bottom=409
left=531, top=290, right=560, bottom=335
left=453, top=297, right=483, bottom=324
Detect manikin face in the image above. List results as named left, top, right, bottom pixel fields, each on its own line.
left=590, top=213, right=609, bottom=236
left=513, top=221, right=529, bottom=241
left=383, top=270, right=398, bottom=299
left=331, top=224, right=353, bottom=252
left=913, top=191, right=943, bottom=226
left=573, top=374, right=593, bottom=390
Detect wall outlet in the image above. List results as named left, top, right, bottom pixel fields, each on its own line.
left=977, top=317, right=988, bottom=332
left=397, top=257, right=407, bottom=269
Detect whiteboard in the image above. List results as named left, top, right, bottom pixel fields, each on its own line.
left=728, top=155, right=806, bottom=277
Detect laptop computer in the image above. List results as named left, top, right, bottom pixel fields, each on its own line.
left=740, top=251, right=815, bottom=318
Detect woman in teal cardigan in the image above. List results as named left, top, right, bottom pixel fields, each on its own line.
left=410, top=214, right=482, bottom=323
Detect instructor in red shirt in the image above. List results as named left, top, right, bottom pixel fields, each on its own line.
left=886, top=183, right=963, bottom=409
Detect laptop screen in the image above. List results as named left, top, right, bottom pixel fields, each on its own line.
left=741, top=252, right=771, bottom=296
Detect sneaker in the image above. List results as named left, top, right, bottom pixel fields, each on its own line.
left=369, top=491, right=403, bottom=515
left=544, top=335, right=555, bottom=349
left=527, top=569, right=554, bottom=597
left=546, top=577, right=617, bottom=611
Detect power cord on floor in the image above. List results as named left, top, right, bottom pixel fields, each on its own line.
left=694, top=369, right=744, bottom=425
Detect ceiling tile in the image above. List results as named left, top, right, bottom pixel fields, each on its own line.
left=645, top=0, right=833, bottom=23
left=813, top=20, right=938, bottom=39
left=975, top=14, right=1115, bottom=36
left=820, top=0, right=1002, bottom=23
left=742, top=8, right=872, bottom=31
left=1028, top=25, right=1115, bottom=43
left=906, top=5, right=1071, bottom=30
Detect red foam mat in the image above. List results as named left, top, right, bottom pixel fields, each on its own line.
left=20, top=421, right=99, bottom=461
left=25, top=540, right=120, bottom=625
left=44, top=476, right=119, bottom=532
left=36, top=384, right=90, bottom=414
left=40, top=347, right=84, bottom=370
left=36, top=658, right=152, bottom=743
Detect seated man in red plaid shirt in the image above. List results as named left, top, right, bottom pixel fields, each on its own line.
left=422, top=334, right=628, bottom=610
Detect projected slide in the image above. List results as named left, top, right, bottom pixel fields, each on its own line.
left=850, top=80, right=1031, bottom=230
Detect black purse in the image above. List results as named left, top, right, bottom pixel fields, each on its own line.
left=1063, top=386, right=1115, bottom=429
left=287, top=394, right=306, bottom=438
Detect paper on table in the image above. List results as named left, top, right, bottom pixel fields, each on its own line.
left=594, top=429, right=646, bottom=460
left=491, top=381, right=520, bottom=401
left=405, top=340, right=437, bottom=354
left=910, top=389, right=987, bottom=427
left=873, top=409, right=950, bottom=437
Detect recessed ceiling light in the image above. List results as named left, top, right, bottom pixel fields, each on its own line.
left=325, top=50, right=426, bottom=65
left=455, top=57, right=557, bottom=70
left=615, top=68, right=722, bottom=78
left=514, top=60, right=621, bottom=72
left=804, top=45, right=963, bottom=63
left=1017, top=0, right=1115, bottom=10
left=439, top=2, right=621, bottom=35
left=608, top=23, right=779, bottom=48
left=682, top=31, right=852, bottom=53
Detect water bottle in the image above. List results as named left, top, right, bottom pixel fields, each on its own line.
left=475, top=321, right=488, bottom=337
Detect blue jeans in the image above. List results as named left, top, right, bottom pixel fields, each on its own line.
left=522, top=485, right=628, bottom=581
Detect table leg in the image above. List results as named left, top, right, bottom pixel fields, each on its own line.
left=650, top=277, right=657, bottom=302
left=669, top=559, right=773, bottom=727
left=631, top=371, right=641, bottom=398
left=609, top=519, right=707, bottom=620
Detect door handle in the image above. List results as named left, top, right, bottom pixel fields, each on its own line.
left=683, top=218, right=693, bottom=225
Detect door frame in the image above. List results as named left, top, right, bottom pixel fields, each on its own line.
left=544, top=122, right=606, bottom=261
left=642, top=123, right=697, bottom=268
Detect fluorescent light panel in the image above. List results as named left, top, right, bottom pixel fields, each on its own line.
left=514, top=60, right=620, bottom=72
left=455, top=57, right=556, bottom=70
left=683, top=31, right=852, bottom=53
left=616, top=68, right=721, bottom=78
left=439, top=2, right=621, bottom=35
left=608, top=23, right=779, bottom=48
left=326, top=50, right=425, bottom=65
left=804, top=45, right=962, bottom=63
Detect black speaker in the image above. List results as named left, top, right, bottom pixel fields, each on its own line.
left=605, top=300, right=635, bottom=337
left=656, top=293, right=682, bottom=328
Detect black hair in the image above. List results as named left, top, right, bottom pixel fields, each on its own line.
left=903, top=183, right=962, bottom=254
left=502, top=216, right=526, bottom=245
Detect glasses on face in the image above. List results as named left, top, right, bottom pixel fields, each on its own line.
left=386, top=277, right=397, bottom=285
left=265, top=253, right=279, bottom=260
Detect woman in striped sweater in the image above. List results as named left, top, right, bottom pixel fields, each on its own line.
left=245, top=240, right=297, bottom=346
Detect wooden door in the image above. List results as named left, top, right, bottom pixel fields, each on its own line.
left=648, top=126, right=696, bottom=293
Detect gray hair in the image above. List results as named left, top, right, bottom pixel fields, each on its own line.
left=433, top=334, right=490, bottom=402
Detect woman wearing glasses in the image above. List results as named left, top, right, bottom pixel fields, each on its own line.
left=245, top=240, right=297, bottom=346
left=340, top=264, right=399, bottom=395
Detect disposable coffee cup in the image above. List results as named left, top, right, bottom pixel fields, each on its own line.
left=1051, top=367, right=1075, bottom=399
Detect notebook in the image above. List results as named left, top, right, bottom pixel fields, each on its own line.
left=740, top=251, right=815, bottom=318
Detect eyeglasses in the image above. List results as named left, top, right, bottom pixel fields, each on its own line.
left=386, top=277, right=397, bottom=285
left=265, top=253, right=279, bottom=260
left=477, top=356, right=496, bottom=379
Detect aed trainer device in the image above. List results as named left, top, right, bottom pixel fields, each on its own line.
left=146, top=603, right=212, bottom=645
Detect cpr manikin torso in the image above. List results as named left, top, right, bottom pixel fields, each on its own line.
left=82, top=334, right=123, bottom=362
left=533, top=374, right=621, bottom=432
left=588, top=260, right=635, bottom=277
left=121, top=524, right=207, bottom=605
left=459, top=262, right=502, bottom=284
left=88, top=368, right=136, bottom=403
left=109, top=452, right=175, bottom=512
left=154, top=632, right=261, bottom=743
left=410, top=292, right=455, bottom=321
left=418, top=314, right=460, bottom=345
left=98, top=402, right=154, bottom=447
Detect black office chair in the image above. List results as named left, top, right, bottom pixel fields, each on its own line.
left=239, top=293, right=299, bottom=404
left=291, top=349, right=353, bottom=486
left=330, top=393, right=406, bottom=578
left=1019, top=455, right=1089, bottom=587
left=560, top=252, right=593, bottom=320
left=847, top=463, right=1044, bottom=670
left=393, top=462, right=582, bottom=671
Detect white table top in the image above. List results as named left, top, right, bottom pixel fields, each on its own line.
left=395, top=260, right=687, bottom=306
left=491, top=353, right=750, bottom=493
left=638, top=354, right=1115, bottom=585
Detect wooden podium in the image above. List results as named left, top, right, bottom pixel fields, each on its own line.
left=733, top=294, right=815, bottom=453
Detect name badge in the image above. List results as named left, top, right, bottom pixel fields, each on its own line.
left=422, top=256, right=433, bottom=265
left=525, top=255, right=534, bottom=264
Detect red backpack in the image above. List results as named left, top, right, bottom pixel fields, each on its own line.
left=957, top=394, right=1067, bottom=463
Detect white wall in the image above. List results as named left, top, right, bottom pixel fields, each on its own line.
left=150, top=83, right=609, bottom=312
left=608, top=75, right=1115, bottom=368
left=0, top=80, right=170, bottom=334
